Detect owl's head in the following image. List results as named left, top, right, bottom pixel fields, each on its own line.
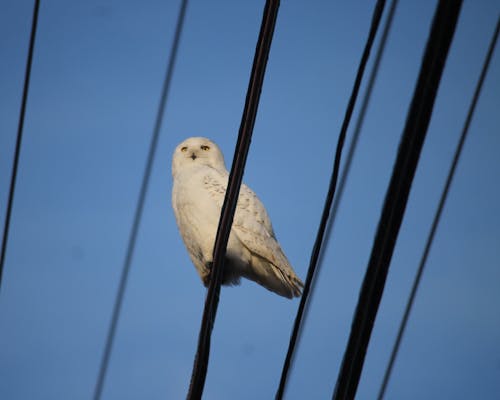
left=172, top=137, right=226, bottom=177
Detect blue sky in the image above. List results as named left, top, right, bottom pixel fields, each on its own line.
left=1, top=1, right=499, bottom=399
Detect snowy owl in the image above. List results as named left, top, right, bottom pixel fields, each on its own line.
left=172, top=137, right=303, bottom=298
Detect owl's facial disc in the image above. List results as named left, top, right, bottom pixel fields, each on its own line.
left=172, top=137, right=227, bottom=178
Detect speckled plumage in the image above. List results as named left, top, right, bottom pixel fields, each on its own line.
left=171, top=137, right=303, bottom=298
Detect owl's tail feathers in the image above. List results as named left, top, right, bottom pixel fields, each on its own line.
left=244, top=253, right=303, bottom=299
left=279, top=270, right=303, bottom=299
left=264, top=260, right=303, bottom=299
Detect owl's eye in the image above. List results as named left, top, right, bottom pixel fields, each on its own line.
left=201, top=145, right=210, bottom=151
left=181, top=146, right=188, bottom=152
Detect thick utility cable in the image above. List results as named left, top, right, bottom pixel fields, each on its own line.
left=332, top=1, right=463, bottom=400
left=275, top=1, right=387, bottom=399
left=92, top=1, right=188, bottom=399
left=0, top=0, right=40, bottom=292
left=377, top=15, right=500, bottom=400
left=187, top=1, right=280, bottom=399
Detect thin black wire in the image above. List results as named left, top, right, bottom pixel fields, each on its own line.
left=332, top=1, right=463, bottom=399
left=275, top=1, right=387, bottom=398
left=92, top=1, right=188, bottom=399
left=309, top=0, right=399, bottom=326
left=187, top=1, right=280, bottom=398
left=318, top=0, right=399, bottom=265
left=377, top=15, right=500, bottom=400
left=0, top=0, right=40, bottom=293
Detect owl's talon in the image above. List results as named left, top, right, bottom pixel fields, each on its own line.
left=202, top=262, right=213, bottom=286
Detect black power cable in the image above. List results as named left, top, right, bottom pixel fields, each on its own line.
left=0, top=0, right=40, bottom=293
left=317, top=0, right=399, bottom=274
left=92, top=1, right=189, bottom=399
left=332, top=1, right=463, bottom=399
left=187, top=2, right=280, bottom=398
left=306, top=0, right=399, bottom=352
left=275, top=1, right=387, bottom=399
left=377, top=15, right=500, bottom=400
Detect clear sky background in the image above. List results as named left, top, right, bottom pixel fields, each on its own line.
left=1, top=1, right=499, bottom=399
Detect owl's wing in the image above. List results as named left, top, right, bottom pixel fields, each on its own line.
left=203, top=171, right=302, bottom=293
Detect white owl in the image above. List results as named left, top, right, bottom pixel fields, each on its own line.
left=172, top=137, right=303, bottom=298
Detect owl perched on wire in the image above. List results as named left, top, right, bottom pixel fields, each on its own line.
left=171, top=137, right=303, bottom=298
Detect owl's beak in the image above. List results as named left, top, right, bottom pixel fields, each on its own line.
left=190, top=153, right=197, bottom=160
